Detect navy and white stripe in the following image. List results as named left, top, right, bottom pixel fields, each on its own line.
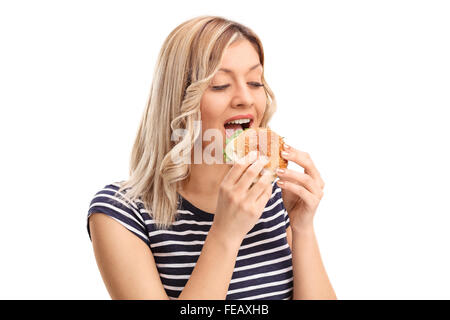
left=87, top=179, right=293, bottom=300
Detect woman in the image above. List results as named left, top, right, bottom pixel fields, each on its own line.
left=87, top=15, right=336, bottom=300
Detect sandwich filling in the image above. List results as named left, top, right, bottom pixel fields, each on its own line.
left=224, top=118, right=252, bottom=139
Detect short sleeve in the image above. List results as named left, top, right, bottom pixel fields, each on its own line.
left=274, top=179, right=290, bottom=230
left=86, top=183, right=151, bottom=248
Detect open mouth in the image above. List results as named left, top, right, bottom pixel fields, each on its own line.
left=224, top=118, right=253, bottom=138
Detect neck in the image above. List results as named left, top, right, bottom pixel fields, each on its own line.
left=179, top=163, right=230, bottom=198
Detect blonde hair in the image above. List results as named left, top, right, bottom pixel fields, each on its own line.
left=114, top=15, right=277, bottom=230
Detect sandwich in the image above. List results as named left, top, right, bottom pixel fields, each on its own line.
left=224, top=127, right=288, bottom=182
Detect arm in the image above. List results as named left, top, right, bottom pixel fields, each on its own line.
left=286, top=225, right=337, bottom=300
left=89, top=213, right=240, bottom=300
left=178, top=224, right=241, bottom=299
left=277, top=144, right=336, bottom=300
left=89, top=152, right=271, bottom=299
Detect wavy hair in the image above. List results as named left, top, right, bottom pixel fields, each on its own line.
left=113, top=15, right=278, bottom=230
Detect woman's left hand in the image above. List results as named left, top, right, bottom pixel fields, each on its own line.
left=275, top=144, right=325, bottom=230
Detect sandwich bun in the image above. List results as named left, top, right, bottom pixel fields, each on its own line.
left=224, top=127, right=288, bottom=182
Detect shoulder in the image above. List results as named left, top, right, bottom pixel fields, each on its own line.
left=87, top=181, right=150, bottom=247
left=88, top=181, right=139, bottom=211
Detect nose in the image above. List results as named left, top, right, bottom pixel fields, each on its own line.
left=231, top=80, right=255, bottom=108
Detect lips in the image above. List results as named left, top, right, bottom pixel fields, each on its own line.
left=223, top=114, right=255, bottom=141
left=223, top=114, right=254, bottom=125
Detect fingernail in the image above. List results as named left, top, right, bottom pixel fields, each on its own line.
left=281, top=151, right=289, bottom=158
left=277, top=180, right=285, bottom=186
left=276, top=168, right=285, bottom=175
left=283, top=144, right=291, bottom=150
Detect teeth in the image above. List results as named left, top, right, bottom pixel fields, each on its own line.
left=225, top=118, right=251, bottom=125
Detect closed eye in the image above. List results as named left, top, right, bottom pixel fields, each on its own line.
left=212, top=82, right=264, bottom=91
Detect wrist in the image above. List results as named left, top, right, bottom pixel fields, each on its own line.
left=208, top=224, right=243, bottom=251
left=291, top=223, right=315, bottom=237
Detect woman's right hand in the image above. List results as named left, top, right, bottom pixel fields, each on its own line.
left=211, top=151, right=274, bottom=245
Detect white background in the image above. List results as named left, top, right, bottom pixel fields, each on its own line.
left=1, top=0, right=449, bottom=299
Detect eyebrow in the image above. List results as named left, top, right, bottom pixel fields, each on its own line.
left=218, top=63, right=262, bottom=74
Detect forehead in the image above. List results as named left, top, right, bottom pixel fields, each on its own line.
left=218, top=63, right=262, bottom=75
left=217, top=40, right=262, bottom=74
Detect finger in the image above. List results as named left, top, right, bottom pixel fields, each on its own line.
left=248, top=169, right=274, bottom=200
left=278, top=180, right=322, bottom=204
left=235, top=156, right=269, bottom=192
left=276, top=168, right=322, bottom=197
left=222, top=150, right=259, bottom=185
left=281, top=144, right=325, bottom=189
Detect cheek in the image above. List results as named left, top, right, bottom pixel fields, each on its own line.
left=200, top=93, right=227, bottom=126
left=256, top=93, right=267, bottom=120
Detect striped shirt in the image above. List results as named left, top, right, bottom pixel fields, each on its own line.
left=86, top=179, right=293, bottom=300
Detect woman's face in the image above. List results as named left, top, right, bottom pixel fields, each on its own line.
left=200, top=39, right=267, bottom=154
